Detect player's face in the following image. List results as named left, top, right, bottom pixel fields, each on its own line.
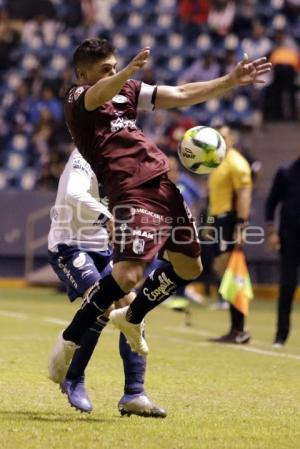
left=79, top=55, right=118, bottom=85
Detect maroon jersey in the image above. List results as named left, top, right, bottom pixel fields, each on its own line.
left=64, top=79, right=169, bottom=203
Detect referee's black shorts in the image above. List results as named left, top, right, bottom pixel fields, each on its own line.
left=210, top=211, right=236, bottom=257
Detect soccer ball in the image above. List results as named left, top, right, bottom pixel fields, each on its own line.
left=178, top=126, right=226, bottom=174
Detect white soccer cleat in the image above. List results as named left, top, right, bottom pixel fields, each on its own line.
left=109, top=306, right=148, bottom=357
left=48, top=331, right=79, bottom=384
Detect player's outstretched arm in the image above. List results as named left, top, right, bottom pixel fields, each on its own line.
left=155, top=53, right=272, bottom=109
left=85, top=47, right=150, bottom=111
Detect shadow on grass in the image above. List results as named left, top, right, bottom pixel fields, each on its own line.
left=0, top=410, right=118, bottom=423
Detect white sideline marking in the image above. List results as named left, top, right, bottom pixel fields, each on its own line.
left=152, top=334, right=210, bottom=348
left=230, top=344, right=300, bottom=361
left=2, top=309, right=300, bottom=362
left=165, top=326, right=300, bottom=362
left=44, top=317, right=69, bottom=326
left=0, top=310, right=27, bottom=319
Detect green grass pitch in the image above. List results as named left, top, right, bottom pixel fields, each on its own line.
left=1, top=286, right=300, bottom=449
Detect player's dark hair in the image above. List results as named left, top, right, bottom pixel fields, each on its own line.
left=73, top=38, right=115, bottom=71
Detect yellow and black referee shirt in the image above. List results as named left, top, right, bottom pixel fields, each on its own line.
left=208, top=148, right=252, bottom=216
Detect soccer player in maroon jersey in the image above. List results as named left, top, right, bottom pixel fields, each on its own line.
left=49, top=38, right=271, bottom=383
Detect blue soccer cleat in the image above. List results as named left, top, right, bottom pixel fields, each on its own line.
left=60, top=376, right=93, bottom=413
left=118, top=393, right=167, bottom=418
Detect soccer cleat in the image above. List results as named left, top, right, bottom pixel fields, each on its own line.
left=272, top=338, right=285, bottom=349
left=60, top=376, right=92, bottom=413
left=208, top=329, right=251, bottom=344
left=48, top=331, right=79, bottom=384
left=109, top=306, right=148, bottom=357
left=118, top=393, right=167, bottom=418
left=208, top=301, right=229, bottom=311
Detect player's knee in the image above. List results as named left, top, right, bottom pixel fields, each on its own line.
left=113, top=264, right=144, bottom=292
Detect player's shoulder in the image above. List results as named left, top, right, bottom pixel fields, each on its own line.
left=65, top=85, right=89, bottom=104
left=69, top=149, right=93, bottom=176
left=228, top=148, right=251, bottom=172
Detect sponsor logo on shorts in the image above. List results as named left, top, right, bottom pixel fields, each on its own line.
left=81, top=269, right=93, bottom=279
left=132, top=229, right=154, bottom=240
left=143, top=272, right=176, bottom=302
left=73, top=252, right=86, bottom=268
left=132, top=238, right=145, bottom=255
left=58, top=256, right=78, bottom=289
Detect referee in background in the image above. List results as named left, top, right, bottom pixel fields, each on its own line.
left=265, top=156, right=300, bottom=347
left=206, top=125, right=252, bottom=344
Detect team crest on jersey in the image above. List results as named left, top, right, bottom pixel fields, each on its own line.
left=73, top=252, right=86, bottom=268
left=112, top=94, right=128, bottom=104
left=132, top=238, right=145, bottom=255
left=71, top=86, right=85, bottom=102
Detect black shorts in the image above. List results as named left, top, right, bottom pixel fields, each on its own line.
left=210, top=212, right=236, bottom=257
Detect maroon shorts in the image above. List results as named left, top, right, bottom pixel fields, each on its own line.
left=111, top=175, right=201, bottom=263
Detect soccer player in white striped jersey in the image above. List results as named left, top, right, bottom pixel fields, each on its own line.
left=47, top=148, right=166, bottom=417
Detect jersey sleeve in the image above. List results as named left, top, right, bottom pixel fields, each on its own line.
left=231, top=160, right=252, bottom=190
left=65, top=85, right=90, bottom=116
left=66, top=155, right=112, bottom=223
left=137, top=82, right=157, bottom=111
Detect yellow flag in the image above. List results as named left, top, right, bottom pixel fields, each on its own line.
left=219, top=249, right=253, bottom=315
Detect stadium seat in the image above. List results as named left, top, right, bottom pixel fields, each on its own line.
left=226, top=95, right=254, bottom=125
left=167, top=33, right=184, bottom=54
left=5, top=151, right=27, bottom=172
left=21, top=54, right=40, bottom=71
left=157, top=0, right=176, bottom=13
left=46, top=54, right=68, bottom=77
left=55, top=33, right=72, bottom=53
left=0, top=170, right=9, bottom=189
left=140, top=33, right=156, bottom=48
left=19, top=169, right=37, bottom=190
left=10, top=134, right=29, bottom=152
left=195, top=34, right=213, bottom=55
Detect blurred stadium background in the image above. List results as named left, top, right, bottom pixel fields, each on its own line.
left=0, top=0, right=299, bottom=296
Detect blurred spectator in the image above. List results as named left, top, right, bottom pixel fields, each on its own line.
left=266, top=29, right=299, bottom=120
left=284, top=0, right=300, bottom=23
left=167, top=154, right=203, bottom=216
left=233, top=0, right=257, bottom=38
left=5, top=81, right=36, bottom=134
left=178, top=0, right=210, bottom=39
left=165, top=110, right=196, bottom=153
left=21, top=13, right=60, bottom=48
left=7, top=0, right=56, bottom=20
left=140, top=110, right=171, bottom=151
left=178, top=52, right=220, bottom=83
left=35, top=150, right=68, bottom=189
left=241, top=21, right=273, bottom=61
left=32, top=84, right=64, bottom=124
left=0, top=10, right=22, bottom=74
left=32, top=107, right=57, bottom=165
left=208, top=0, right=236, bottom=37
